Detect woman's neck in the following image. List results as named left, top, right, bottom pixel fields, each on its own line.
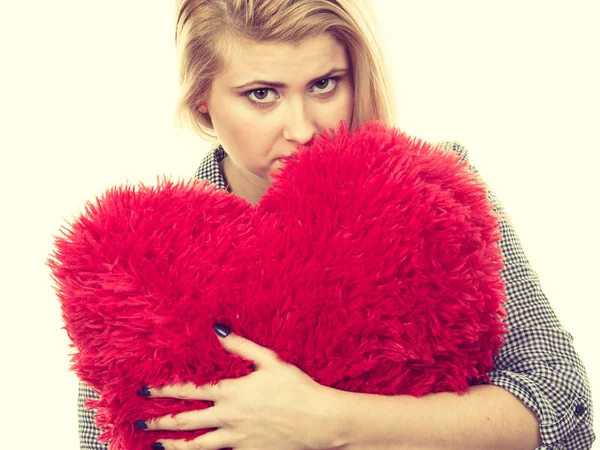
left=219, top=155, right=269, bottom=205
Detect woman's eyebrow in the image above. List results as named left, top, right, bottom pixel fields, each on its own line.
left=232, top=68, right=348, bottom=90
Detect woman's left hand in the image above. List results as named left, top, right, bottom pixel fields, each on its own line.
left=138, top=326, right=342, bottom=450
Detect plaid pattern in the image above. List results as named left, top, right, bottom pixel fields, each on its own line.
left=77, top=143, right=595, bottom=449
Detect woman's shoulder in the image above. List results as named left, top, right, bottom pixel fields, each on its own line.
left=193, top=145, right=229, bottom=190
left=432, top=140, right=470, bottom=163
left=191, top=140, right=470, bottom=190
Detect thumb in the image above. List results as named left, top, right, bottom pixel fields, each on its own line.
left=213, top=324, right=279, bottom=370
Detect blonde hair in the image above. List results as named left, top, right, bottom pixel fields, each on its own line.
left=173, top=0, right=396, bottom=142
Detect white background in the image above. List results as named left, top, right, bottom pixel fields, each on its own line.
left=1, top=1, right=597, bottom=448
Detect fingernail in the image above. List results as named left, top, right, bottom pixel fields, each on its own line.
left=137, top=386, right=151, bottom=397
left=151, top=443, right=165, bottom=450
left=134, top=420, right=148, bottom=429
left=213, top=323, right=231, bottom=337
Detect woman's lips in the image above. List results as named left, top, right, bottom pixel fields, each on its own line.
left=276, top=142, right=314, bottom=161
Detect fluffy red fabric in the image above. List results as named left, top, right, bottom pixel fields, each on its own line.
left=49, top=120, right=507, bottom=449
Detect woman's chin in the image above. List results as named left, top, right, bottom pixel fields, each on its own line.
left=268, top=159, right=286, bottom=179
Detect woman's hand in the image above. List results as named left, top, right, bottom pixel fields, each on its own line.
left=137, top=325, right=343, bottom=450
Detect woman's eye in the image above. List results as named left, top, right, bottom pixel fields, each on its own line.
left=244, top=77, right=340, bottom=107
left=310, top=78, right=338, bottom=94
left=247, top=88, right=278, bottom=103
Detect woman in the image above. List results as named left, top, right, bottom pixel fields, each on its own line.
left=78, top=0, right=595, bottom=448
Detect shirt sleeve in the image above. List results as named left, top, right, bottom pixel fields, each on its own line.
left=78, top=381, right=109, bottom=450
left=438, top=141, right=595, bottom=449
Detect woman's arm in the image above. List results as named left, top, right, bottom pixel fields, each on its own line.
left=326, top=383, right=540, bottom=450
left=78, top=381, right=109, bottom=450
left=326, top=142, right=594, bottom=450
left=450, top=141, right=594, bottom=448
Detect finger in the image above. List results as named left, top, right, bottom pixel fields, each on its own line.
left=214, top=327, right=280, bottom=370
left=155, top=428, right=232, bottom=450
left=148, top=381, right=226, bottom=402
left=145, top=407, right=221, bottom=431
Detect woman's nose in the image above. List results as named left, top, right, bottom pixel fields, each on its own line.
left=282, top=101, right=316, bottom=145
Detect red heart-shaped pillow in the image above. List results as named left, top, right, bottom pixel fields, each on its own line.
left=49, top=120, right=506, bottom=449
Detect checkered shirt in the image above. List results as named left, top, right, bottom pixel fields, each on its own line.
left=77, top=143, right=595, bottom=449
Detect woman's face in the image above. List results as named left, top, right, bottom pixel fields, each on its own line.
left=206, top=33, right=354, bottom=201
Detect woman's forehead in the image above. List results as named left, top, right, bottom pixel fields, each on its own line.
left=217, top=34, right=349, bottom=87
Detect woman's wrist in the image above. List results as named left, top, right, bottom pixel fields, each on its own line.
left=317, top=385, right=398, bottom=450
left=304, top=384, right=353, bottom=450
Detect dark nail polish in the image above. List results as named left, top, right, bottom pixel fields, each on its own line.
left=151, top=443, right=165, bottom=450
left=213, top=323, right=231, bottom=337
left=137, top=386, right=151, bottom=397
left=134, top=420, right=148, bottom=429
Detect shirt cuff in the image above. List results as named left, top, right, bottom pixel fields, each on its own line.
left=487, top=369, right=592, bottom=448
